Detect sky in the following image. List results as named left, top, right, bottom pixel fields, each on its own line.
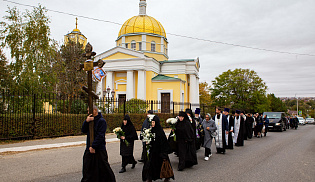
left=1, top=0, right=315, bottom=97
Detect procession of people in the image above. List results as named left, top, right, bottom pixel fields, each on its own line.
left=81, top=105, right=295, bottom=182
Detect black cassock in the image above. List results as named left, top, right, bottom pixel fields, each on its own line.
left=142, top=117, right=174, bottom=181
left=120, top=115, right=138, bottom=167
left=245, top=116, right=253, bottom=139
left=175, top=116, right=198, bottom=171
left=226, top=115, right=234, bottom=149
left=235, top=116, right=245, bottom=146
left=81, top=112, right=116, bottom=182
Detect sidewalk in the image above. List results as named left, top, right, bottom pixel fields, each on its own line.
left=0, top=129, right=171, bottom=154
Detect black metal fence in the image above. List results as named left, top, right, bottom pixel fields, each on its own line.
left=0, top=92, right=214, bottom=140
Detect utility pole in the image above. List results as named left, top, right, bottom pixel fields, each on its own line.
left=295, top=94, right=298, bottom=116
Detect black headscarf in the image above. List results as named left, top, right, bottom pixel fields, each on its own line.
left=185, top=109, right=193, bottom=116
left=121, top=114, right=138, bottom=141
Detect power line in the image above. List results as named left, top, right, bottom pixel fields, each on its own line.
left=3, top=0, right=315, bottom=57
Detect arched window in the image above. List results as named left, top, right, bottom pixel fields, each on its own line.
left=151, top=41, right=156, bottom=52
left=131, top=40, right=136, bottom=50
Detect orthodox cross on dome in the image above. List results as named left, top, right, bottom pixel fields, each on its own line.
left=139, top=0, right=147, bottom=15
left=75, top=17, right=78, bottom=29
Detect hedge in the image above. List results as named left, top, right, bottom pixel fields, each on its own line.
left=0, top=113, right=176, bottom=140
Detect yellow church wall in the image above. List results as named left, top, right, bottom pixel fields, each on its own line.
left=125, top=35, right=142, bottom=43
left=145, top=71, right=156, bottom=100
left=114, top=72, right=127, bottom=93
left=150, top=81, right=182, bottom=102
left=145, top=36, right=161, bottom=52
left=103, top=52, right=138, bottom=60
left=117, top=84, right=126, bottom=91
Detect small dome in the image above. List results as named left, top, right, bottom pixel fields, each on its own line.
left=118, top=15, right=166, bottom=38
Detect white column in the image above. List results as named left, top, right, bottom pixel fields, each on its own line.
left=160, top=37, right=164, bottom=54
left=96, top=80, right=103, bottom=98
left=142, top=35, right=146, bottom=51
left=189, top=74, right=197, bottom=110
left=127, top=70, right=134, bottom=100
left=137, top=70, right=146, bottom=100
left=196, top=77, right=200, bottom=105
left=106, top=71, right=113, bottom=97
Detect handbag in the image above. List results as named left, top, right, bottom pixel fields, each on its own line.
left=160, top=160, right=174, bottom=179
left=210, top=131, right=217, bottom=138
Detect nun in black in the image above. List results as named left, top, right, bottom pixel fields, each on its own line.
left=142, top=116, right=174, bottom=182
left=119, top=115, right=138, bottom=173
left=175, top=111, right=198, bottom=171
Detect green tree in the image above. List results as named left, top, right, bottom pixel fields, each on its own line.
left=0, top=5, right=58, bottom=93
left=267, top=93, right=287, bottom=112
left=211, top=68, right=268, bottom=112
left=53, top=41, right=86, bottom=96
left=199, top=82, right=212, bottom=105
left=0, top=47, right=12, bottom=90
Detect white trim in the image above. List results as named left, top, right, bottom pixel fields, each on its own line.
left=157, top=90, right=173, bottom=110
left=142, top=35, right=146, bottom=50
left=181, top=90, right=185, bottom=110
left=115, top=81, right=127, bottom=90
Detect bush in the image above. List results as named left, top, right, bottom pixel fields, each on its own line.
left=0, top=112, right=176, bottom=140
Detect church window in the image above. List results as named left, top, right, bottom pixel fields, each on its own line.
left=131, top=41, right=136, bottom=50
left=151, top=41, right=156, bottom=52
left=138, top=42, right=142, bottom=51
left=125, top=43, right=128, bottom=48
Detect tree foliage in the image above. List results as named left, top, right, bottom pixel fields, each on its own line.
left=53, top=41, right=86, bottom=96
left=267, top=93, right=287, bottom=112
left=199, top=82, right=212, bottom=105
left=211, top=68, right=268, bottom=113
left=0, top=5, right=58, bottom=93
left=0, top=47, right=12, bottom=90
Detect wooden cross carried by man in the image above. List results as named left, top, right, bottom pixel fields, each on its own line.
left=78, top=42, right=105, bottom=146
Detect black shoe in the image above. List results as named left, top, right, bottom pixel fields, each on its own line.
left=119, top=167, right=126, bottom=173
left=138, top=159, right=144, bottom=163
left=177, top=168, right=183, bottom=171
left=131, top=162, right=137, bottom=169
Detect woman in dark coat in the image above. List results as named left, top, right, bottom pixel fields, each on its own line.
left=142, top=116, right=174, bottom=182
left=175, top=111, right=198, bottom=171
left=119, top=114, right=138, bottom=173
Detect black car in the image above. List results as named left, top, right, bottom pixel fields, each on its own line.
left=263, top=112, right=286, bottom=132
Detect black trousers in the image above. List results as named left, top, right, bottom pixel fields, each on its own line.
left=205, top=147, right=211, bottom=157
left=122, top=155, right=136, bottom=167
left=140, top=143, right=146, bottom=160
left=82, top=150, right=116, bottom=182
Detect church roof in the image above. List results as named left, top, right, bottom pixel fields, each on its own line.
left=160, top=59, right=195, bottom=64
left=152, top=74, right=184, bottom=82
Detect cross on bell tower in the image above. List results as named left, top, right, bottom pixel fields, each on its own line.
left=139, top=0, right=147, bottom=15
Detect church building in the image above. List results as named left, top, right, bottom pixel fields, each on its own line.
left=65, top=0, right=200, bottom=112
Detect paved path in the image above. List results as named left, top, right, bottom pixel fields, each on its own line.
left=0, top=125, right=314, bottom=182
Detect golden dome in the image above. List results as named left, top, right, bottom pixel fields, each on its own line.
left=118, top=15, right=166, bottom=38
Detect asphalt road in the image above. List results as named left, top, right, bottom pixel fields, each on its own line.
left=0, top=125, right=314, bottom=182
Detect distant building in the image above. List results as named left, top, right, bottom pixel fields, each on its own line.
left=64, top=18, right=87, bottom=48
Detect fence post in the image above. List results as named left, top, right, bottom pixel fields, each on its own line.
left=190, top=103, right=192, bottom=110
left=32, top=94, right=36, bottom=139
left=151, top=100, right=153, bottom=111
left=172, top=102, right=175, bottom=116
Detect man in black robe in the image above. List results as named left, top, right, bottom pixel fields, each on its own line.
left=223, top=108, right=234, bottom=150
left=241, top=111, right=248, bottom=140
left=81, top=105, right=116, bottom=182
left=245, top=113, right=253, bottom=139
left=234, top=110, right=245, bottom=147
left=213, top=108, right=229, bottom=154
left=139, top=110, right=154, bottom=163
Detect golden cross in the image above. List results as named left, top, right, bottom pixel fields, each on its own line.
left=75, top=17, right=78, bottom=29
